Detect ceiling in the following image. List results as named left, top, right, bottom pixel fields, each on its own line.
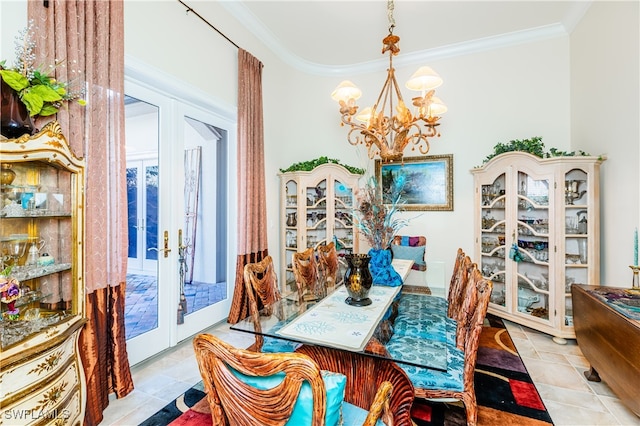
left=215, top=1, right=592, bottom=75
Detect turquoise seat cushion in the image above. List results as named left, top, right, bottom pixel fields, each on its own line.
left=230, top=368, right=346, bottom=426
left=342, top=401, right=385, bottom=426
left=390, top=338, right=464, bottom=392
left=386, top=334, right=451, bottom=378
left=393, top=313, right=456, bottom=346
left=391, top=243, right=426, bottom=270
left=262, top=336, right=302, bottom=353
left=397, top=293, right=447, bottom=314
left=260, top=321, right=302, bottom=353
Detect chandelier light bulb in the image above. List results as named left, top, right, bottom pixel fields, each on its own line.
left=428, top=96, right=448, bottom=117
left=331, top=80, right=362, bottom=102
left=406, top=66, right=443, bottom=91
left=355, top=107, right=373, bottom=124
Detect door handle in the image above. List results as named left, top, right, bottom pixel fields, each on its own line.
left=148, top=231, right=172, bottom=258
left=162, top=230, right=171, bottom=257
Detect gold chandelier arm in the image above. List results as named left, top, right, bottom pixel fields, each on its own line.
left=332, top=0, right=445, bottom=162
left=417, top=139, right=431, bottom=155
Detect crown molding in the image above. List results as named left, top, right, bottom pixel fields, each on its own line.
left=561, top=0, right=593, bottom=34
left=220, top=2, right=570, bottom=77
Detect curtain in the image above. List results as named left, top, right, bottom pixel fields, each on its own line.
left=28, top=2, right=133, bottom=425
left=228, top=49, right=269, bottom=324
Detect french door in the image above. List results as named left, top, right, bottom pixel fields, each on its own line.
left=124, top=78, right=235, bottom=366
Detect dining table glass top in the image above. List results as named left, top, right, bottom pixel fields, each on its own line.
left=230, top=283, right=449, bottom=371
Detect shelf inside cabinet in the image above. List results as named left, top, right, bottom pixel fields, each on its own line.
left=1, top=210, right=72, bottom=218
left=13, top=290, right=53, bottom=308
left=9, top=263, right=72, bottom=282
left=0, top=312, right=77, bottom=349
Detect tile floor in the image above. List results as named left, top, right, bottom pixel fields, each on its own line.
left=99, top=317, right=640, bottom=426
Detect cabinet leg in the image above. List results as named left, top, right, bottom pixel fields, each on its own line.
left=552, top=336, right=567, bottom=345
left=584, top=366, right=601, bottom=382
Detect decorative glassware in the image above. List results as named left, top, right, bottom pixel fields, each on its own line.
left=1, top=163, right=16, bottom=185
left=344, top=253, right=373, bottom=306
left=286, top=212, right=297, bottom=227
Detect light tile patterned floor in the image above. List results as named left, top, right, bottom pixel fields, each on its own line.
left=101, top=316, right=640, bottom=425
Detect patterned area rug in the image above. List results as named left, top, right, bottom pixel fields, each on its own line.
left=139, top=315, right=553, bottom=426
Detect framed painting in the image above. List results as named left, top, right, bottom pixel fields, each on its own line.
left=375, top=154, right=453, bottom=211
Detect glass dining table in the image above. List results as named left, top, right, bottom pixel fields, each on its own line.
left=230, top=282, right=450, bottom=372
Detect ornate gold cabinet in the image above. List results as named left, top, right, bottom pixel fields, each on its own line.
left=279, top=163, right=362, bottom=293
left=1, top=122, right=86, bottom=425
left=471, top=152, right=605, bottom=343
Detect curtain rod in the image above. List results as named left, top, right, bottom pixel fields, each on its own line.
left=177, top=0, right=240, bottom=50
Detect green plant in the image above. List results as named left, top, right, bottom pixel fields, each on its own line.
left=0, top=21, right=85, bottom=117
left=482, top=137, right=592, bottom=164
left=546, top=147, right=591, bottom=158
left=0, top=265, right=13, bottom=277
left=483, top=137, right=545, bottom=163
left=279, top=156, right=365, bottom=175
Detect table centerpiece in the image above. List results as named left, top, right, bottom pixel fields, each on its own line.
left=354, top=174, right=408, bottom=287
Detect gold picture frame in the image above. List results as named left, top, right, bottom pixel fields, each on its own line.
left=375, top=154, right=454, bottom=211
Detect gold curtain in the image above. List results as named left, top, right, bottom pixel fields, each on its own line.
left=228, top=49, right=269, bottom=324
left=28, top=1, right=133, bottom=425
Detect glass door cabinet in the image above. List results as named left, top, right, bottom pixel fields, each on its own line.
left=1, top=122, right=86, bottom=424
left=472, top=152, right=605, bottom=343
left=280, top=163, right=362, bottom=293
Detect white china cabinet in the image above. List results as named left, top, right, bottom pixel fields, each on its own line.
left=279, top=163, right=362, bottom=293
left=1, top=122, right=86, bottom=424
left=471, top=152, right=605, bottom=343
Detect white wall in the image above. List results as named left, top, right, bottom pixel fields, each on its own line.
left=0, top=2, right=27, bottom=60
left=570, top=1, right=640, bottom=285
left=2, top=0, right=637, bottom=289
left=267, top=35, right=571, bottom=281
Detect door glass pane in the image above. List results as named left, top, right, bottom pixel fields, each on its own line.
left=284, top=179, right=298, bottom=293
left=564, top=168, right=589, bottom=328
left=334, top=179, right=354, bottom=253
left=124, top=95, right=160, bottom=340
left=182, top=116, right=227, bottom=316
left=480, top=174, right=506, bottom=307
left=305, top=179, right=327, bottom=249
left=515, top=172, right=550, bottom=321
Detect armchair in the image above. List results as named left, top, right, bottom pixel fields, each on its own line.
left=243, top=255, right=298, bottom=353
left=193, top=333, right=397, bottom=425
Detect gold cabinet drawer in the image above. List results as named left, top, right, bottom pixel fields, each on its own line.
left=1, top=336, right=76, bottom=404
left=1, top=361, right=81, bottom=425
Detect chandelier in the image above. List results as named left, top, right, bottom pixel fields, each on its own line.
left=331, top=0, right=447, bottom=163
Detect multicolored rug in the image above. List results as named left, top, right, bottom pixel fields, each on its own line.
left=139, top=315, right=553, bottom=425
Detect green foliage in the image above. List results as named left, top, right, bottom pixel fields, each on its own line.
left=1, top=265, right=13, bottom=277
left=279, top=156, right=365, bottom=175
left=483, top=137, right=592, bottom=164
left=1, top=21, right=85, bottom=118
left=546, top=147, right=591, bottom=158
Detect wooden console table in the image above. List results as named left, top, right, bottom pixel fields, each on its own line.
left=572, top=284, right=640, bottom=417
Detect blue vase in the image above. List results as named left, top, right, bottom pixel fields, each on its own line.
left=368, top=248, right=402, bottom=287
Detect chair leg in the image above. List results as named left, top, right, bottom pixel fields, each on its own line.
left=461, top=392, right=477, bottom=426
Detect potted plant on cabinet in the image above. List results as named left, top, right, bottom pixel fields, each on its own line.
left=1, top=21, right=85, bottom=139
